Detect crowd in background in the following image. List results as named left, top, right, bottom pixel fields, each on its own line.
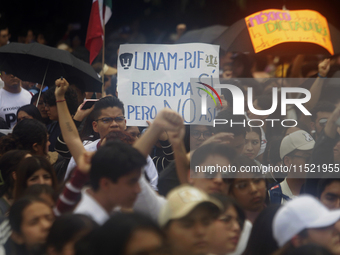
left=2, top=17, right=340, bottom=255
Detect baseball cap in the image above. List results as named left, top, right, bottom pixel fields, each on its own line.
left=273, top=195, right=340, bottom=247
left=280, top=130, right=315, bottom=160
left=99, top=64, right=117, bottom=76
left=158, top=185, right=222, bottom=227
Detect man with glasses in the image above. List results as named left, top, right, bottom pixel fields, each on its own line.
left=63, top=95, right=159, bottom=190
left=0, top=71, right=32, bottom=128
left=269, top=130, right=315, bottom=204
left=310, top=101, right=335, bottom=140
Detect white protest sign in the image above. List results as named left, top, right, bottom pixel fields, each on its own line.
left=117, top=43, right=220, bottom=126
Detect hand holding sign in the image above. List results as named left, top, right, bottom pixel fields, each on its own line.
left=318, top=58, right=330, bottom=77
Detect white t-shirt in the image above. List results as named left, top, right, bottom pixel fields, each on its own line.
left=64, top=139, right=159, bottom=190
left=280, top=178, right=296, bottom=204
left=0, top=88, right=32, bottom=128
left=228, top=220, right=253, bottom=255
left=73, top=188, right=109, bottom=225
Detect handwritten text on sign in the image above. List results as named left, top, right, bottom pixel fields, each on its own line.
left=245, top=9, right=334, bottom=54
left=117, top=44, right=220, bottom=126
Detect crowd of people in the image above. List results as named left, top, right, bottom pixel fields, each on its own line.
left=2, top=19, right=340, bottom=255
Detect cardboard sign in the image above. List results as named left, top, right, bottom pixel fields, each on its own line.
left=245, top=9, right=334, bottom=54
left=117, top=43, right=220, bottom=126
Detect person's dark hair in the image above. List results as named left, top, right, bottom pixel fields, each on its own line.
left=44, top=85, right=79, bottom=115
left=301, top=62, right=319, bottom=78
left=9, top=196, right=51, bottom=234
left=14, top=156, right=58, bottom=200
left=267, top=136, right=283, bottom=166
left=243, top=205, right=281, bottom=255
left=281, top=244, right=333, bottom=255
left=214, top=110, right=248, bottom=137
left=78, top=213, right=164, bottom=255
left=16, top=104, right=43, bottom=123
left=191, top=143, right=238, bottom=171
left=24, top=184, right=56, bottom=202
left=248, top=126, right=261, bottom=140
left=80, top=96, right=125, bottom=141
left=0, top=119, right=48, bottom=155
left=317, top=177, right=340, bottom=199
left=0, top=23, right=9, bottom=32
left=231, top=53, right=254, bottom=78
left=30, top=92, right=43, bottom=105
left=92, top=96, right=124, bottom=120
left=310, top=101, right=335, bottom=122
left=211, top=194, right=246, bottom=230
left=47, top=214, right=98, bottom=253
left=90, top=141, right=146, bottom=191
left=104, top=130, right=135, bottom=145
left=0, top=150, right=30, bottom=198
left=319, top=85, right=340, bottom=105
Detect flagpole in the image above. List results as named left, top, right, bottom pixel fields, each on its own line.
left=101, top=8, right=106, bottom=98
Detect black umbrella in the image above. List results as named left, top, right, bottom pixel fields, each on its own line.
left=176, top=25, right=228, bottom=44
left=214, top=18, right=340, bottom=55
left=0, top=43, right=102, bottom=92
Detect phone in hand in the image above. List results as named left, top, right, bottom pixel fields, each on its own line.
left=81, top=99, right=98, bottom=110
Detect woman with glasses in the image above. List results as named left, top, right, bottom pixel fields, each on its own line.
left=227, top=156, right=268, bottom=255
left=209, top=194, right=246, bottom=255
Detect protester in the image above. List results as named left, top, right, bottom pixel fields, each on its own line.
left=80, top=213, right=164, bottom=255
left=273, top=195, right=340, bottom=255
left=13, top=156, right=58, bottom=200
left=5, top=196, right=55, bottom=255
left=317, top=178, right=340, bottom=210
left=0, top=119, right=50, bottom=156
left=16, top=104, right=43, bottom=123
left=46, top=214, right=98, bottom=255
left=158, top=185, right=222, bottom=255
left=243, top=205, right=281, bottom=255
left=43, top=85, right=78, bottom=152
left=0, top=71, right=32, bottom=128
left=0, top=150, right=31, bottom=216
left=209, top=194, right=245, bottom=255
left=269, top=130, right=315, bottom=204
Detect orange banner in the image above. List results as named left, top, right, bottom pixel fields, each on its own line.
left=245, top=9, right=334, bottom=55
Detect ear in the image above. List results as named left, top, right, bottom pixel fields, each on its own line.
left=32, top=142, right=39, bottom=153
left=99, top=177, right=114, bottom=191
left=188, top=171, right=194, bottom=185
left=310, top=122, right=315, bottom=131
left=46, top=246, right=59, bottom=255
left=12, top=171, right=17, bottom=181
left=11, top=231, right=24, bottom=245
left=283, top=156, right=291, bottom=167
left=290, top=234, right=307, bottom=248
left=92, top=120, right=98, bottom=133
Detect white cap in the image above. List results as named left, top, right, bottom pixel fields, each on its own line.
left=158, top=185, right=222, bottom=227
left=280, top=130, right=315, bottom=159
left=273, top=195, right=340, bottom=247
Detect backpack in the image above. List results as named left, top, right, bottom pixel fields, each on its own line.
left=269, top=184, right=291, bottom=204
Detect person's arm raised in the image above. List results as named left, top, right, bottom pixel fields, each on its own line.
left=133, top=108, right=183, bottom=158
left=55, top=78, right=86, bottom=165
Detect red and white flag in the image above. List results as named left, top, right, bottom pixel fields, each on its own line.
left=85, top=0, right=112, bottom=64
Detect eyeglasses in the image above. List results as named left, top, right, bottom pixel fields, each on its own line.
left=233, top=178, right=265, bottom=191
left=218, top=215, right=243, bottom=229
left=191, top=130, right=212, bottom=139
left=96, top=116, right=125, bottom=124
left=319, top=118, right=328, bottom=126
